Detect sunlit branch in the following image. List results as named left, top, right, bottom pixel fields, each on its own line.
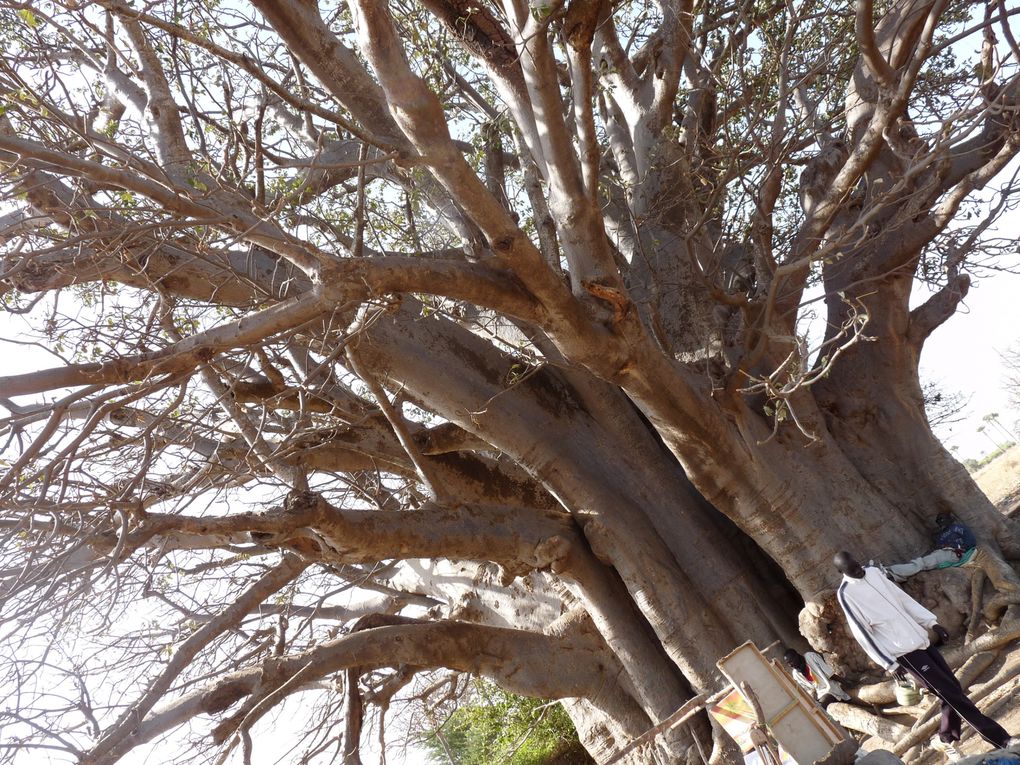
left=102, top=619, right=617, bottom=763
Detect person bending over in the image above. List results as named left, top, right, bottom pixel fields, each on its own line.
left=782, top=648, right=849, bottom=706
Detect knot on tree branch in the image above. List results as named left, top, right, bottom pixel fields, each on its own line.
left=533, top=534, right=574, bottom=573
left=422, top=0, right=517, bottom=68
left=798, top=140, right=850, bottom=217
left=582, top=280, right=633, bottom=327
left=582, top=520, right=615, bottom=565
left=284, top=489, right=320, bottom=515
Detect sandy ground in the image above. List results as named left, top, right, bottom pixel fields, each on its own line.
left=973, top=445, right=1020, bottom=517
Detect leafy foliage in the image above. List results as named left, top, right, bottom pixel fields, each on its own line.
left=424, top=681, right=592, bottom=765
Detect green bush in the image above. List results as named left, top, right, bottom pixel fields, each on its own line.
left=424, top=680, right=592, bottom=765
left=965, top=443, right=1016, bottom=473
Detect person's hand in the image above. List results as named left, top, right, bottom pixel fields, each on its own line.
left=892, top=665, right=908, bottom=682
left=932, top=624, right=950, bottom=647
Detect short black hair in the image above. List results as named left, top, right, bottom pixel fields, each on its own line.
left=833, top=550, right=855, bottom=571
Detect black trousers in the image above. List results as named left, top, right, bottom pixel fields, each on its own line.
left=898, top=646, right=1010, bottom=748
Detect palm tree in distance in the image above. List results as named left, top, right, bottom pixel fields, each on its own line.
left=983, top=413, right=1017, bottom=445
left=977, top=425, right=1004, bottom=454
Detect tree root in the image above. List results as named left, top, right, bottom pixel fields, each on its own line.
left=967, top=570, right=986, bottom=643
left=956, top=651, right=998, bottom=688
left=825, top=703, right=910, bottom=743
left=853, top=681, right=896, bottom=706
left=943, top=624, right=1020, bottom=667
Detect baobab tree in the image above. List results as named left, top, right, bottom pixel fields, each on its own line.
left=2, top=0, right=1020, bottom=763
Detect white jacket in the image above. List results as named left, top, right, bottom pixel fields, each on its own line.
left=790, top=652, right=851, bottom=701
left=836, top=566, right=937, bottom=671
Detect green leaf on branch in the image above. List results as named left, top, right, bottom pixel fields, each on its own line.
left=18, top=9, right=40, bottom=29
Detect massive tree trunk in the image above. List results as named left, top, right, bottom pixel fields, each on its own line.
left=817, top=269, right=1020, bottom=555
left=353, top=305, right=788, bottom=687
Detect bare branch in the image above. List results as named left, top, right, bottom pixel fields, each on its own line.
left=855, top=0, right=897, bottom=88
left=85, top=554, right=307, bottom=765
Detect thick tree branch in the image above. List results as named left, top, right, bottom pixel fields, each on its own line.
left=248, top=0, right=407, bottom=150
left=564, top=3, right=602, bottom=201
left=855, top=0, right=897, bottom=88
left=346, top=326, right=447, bottom=501
left=94, top=492, right=579, bottom=575
left=506, top=2, right=623, bottom=289
left=936, top=75, right=1020, bottom=194
left=341, top=0, right=618, bottom=357
left=97, top=619, right=624, bottom=762
left=649, top=0, right=694, bottom=126
left=0, top=289, right=326, bottom=397
left=119, top=17, right=191, bottom=168
left=419, top=0, right=547, bottom=172
left=907, top=273, right=970, bottom=348
left=768, top=0, right=947, bottom=330
left=1, top=253, right=552, bottom=399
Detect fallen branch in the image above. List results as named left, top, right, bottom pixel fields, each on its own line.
left=854, top=680, right=896, bottom=705
left=943, top=625, right=1020, bottom=666
left=957, top=651, right=998, bottom=689
left=826, top=703, right=910, bottom=743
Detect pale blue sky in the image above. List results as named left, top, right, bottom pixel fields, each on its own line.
left=920, top=266, right=1020, bottom=460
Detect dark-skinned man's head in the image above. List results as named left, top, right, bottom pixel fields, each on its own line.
left=783, top=649, right=807, bottom=673
left=833, top=551, right=865, bottom=578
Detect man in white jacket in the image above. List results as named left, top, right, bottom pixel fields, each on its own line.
left=833, top=551, right=1015, bottom=752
